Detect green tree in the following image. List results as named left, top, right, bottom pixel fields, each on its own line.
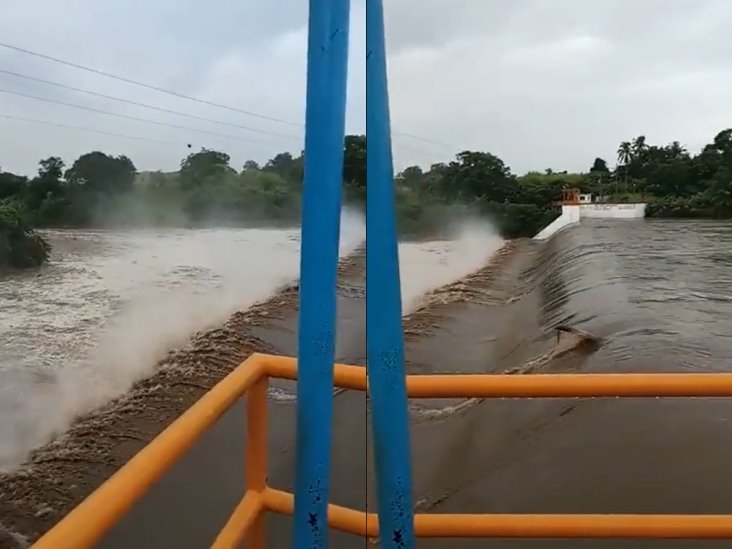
left=343, top=134, right=366, bottom=188
left=667, top=141, right=687, bottom=160
left=589, top=157, right=610, bottom=187
left=590, top=157, right=609, bottom=173
left=26, top=157, right=66, bottom=211
left=242, top=160, right=260, bottom=172
left=713, top=129, right=732, bottom=154
left=0, top=171, right=28, bottom=200
left=617, top=141, right=632, bottom=183
left=65, top=152, right=136, bottom=194
left=632, top=135, right=647, bottom=158
left=179, top=148, right=234, bottom=189
left=0, top=203, right=50, bottom=269
left=399, top=166, right=424, bottom=182
left=442, top=151, right=514, bottom=202
left=263, top=152, right=303, bottom=184
left=38, top=156, right=65, bottom=181
left=705, top=166, right=732, bottom=211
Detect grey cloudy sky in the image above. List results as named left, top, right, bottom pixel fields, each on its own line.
left=386, top=0, right=732, bottom=173
left=1, top=0, right=731, bottom=177
left=0, top=0, right=364, bottom=176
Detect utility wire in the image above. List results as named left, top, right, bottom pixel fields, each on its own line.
left=391, top=138, right=447, bottom=159
left=0, top=68, right=301, bottom=141
left=392, top=131, right=451, bottom=148
left=1, top=111, right=450, bottom=174
left=0, top=41, right=451, bottom=147
left=0, top=88, right=278, bottom=146
left=0, top=41, right=301, bottom=128
left=0, top=113, right=180, bottom=145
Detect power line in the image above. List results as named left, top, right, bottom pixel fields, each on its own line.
left=392, top=131, right=452, bottom=148
left=0, top=113, right=180, bottom=145
left=0, top=68, right=301, bottom=141
left=0, top=113, right=441, bottom=187
left=0, top=42, right=452, bottom=148
left=0, top=41, right=301, bottom=128
left=0, top=88, right=279, bottom=146
left=1, top=111, right=452, bottom=174
left=391, top=138, right=448, bottom=159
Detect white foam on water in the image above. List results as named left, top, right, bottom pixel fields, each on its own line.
left=399, top=219, right=504, bottom=314
left=0, top=210, right=364, bottom=472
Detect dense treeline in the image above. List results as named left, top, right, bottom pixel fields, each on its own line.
left=0, top=135, right=365, bottom=269
left=0, top=135, right=365, bottom=227
left=2, top=128, right=732, bottom=269
left=392, top=128, right=732, bottom=237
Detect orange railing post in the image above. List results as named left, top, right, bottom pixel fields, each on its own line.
left=245, top=377, right=268, bottom=548
left=31, top=356, right=264, bottom=549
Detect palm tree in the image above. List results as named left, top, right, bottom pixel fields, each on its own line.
left=617, top=141, right=632, bottom=185
left=667, top=140, right=686, bottom=159
left=617, top=141, right=632, bottom=165
left=632, top=135, right=647, bottom=158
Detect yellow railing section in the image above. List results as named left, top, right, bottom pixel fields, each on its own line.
left=33, top=353, right=732, bottom=548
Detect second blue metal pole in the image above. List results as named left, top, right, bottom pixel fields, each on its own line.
left=293, top=0, right=350, bottom=548
left=366, top=0, right=415, bottom=547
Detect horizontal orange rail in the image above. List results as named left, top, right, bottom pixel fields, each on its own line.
left=404, top=371, right=732, bottom=398
left=265, top=354, right=732, bottom=397
left=260, top=487, right=732, bottom=539
left=32, top=353, right=732, bottom=549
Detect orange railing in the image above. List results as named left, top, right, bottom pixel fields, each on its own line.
left=32, top=353, right=732, bottom=548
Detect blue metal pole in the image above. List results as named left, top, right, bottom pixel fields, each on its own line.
left=366, top=0, right=415, bottom=547
left=293, top=0, right=350, bottom=548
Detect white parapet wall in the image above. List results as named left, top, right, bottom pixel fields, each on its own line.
left=534, top=205, right=580, bottom=240
left=533, top=203, right=646, bottom=240
left=579, top=203, right=646, bottom=219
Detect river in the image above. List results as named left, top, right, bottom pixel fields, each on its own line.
left=3, top=218, right=731, bottom=548
left=0, top=216, right=501, bottom=474
left=405, top=218, right=732, bottom=548
left=0, top=226, right=301, bottom=473
left=538, top=218, right=732, bottom=375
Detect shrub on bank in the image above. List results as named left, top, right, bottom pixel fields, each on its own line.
left=0, top=203, right=51, bottom=270
left=646, top=194, right=732, bottom=219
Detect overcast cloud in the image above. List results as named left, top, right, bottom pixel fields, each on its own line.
left=0, top=0, right=364, bottom=176
left=1, top=0, right=731, bottom=177
left=386, top=0, right=732, bottom=173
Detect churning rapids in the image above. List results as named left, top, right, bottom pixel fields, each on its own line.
left=2, top=217, right=732, bottom=548
left=0, top=220, right=366, bottom=473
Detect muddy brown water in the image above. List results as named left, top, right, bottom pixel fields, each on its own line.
left=404, top=219, right=732, bottom=549
left=4, top=219, right=732, bottom=548
left=100, top=219, right=732, bottom=549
